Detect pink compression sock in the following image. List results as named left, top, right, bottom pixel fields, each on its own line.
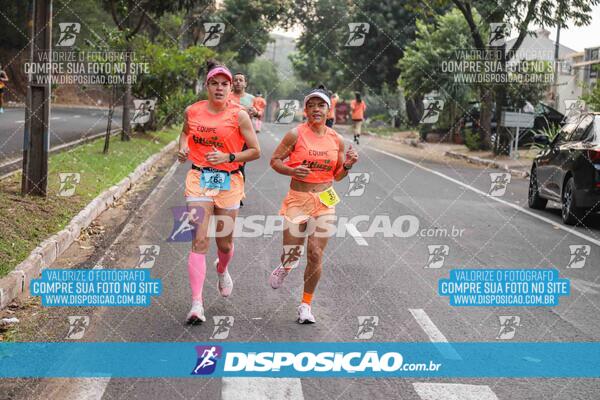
left=188, top=251, right=206, bottom=301
left=217, top=244, right=234, bottom=274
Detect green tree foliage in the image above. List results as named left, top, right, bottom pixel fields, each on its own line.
left=215, top=0, right=296, bottom=65
left=290, top=0, right=421, bottom=94
left=582, top=66, right=600, bottom=112
left=134, top=41, right=215, bottom=126
left=398, top=9, right=475, bottom=132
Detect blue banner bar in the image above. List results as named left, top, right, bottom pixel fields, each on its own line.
left=1, top=342, right=600, bottom=378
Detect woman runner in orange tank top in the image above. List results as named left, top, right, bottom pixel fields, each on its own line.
left=269, top=88, right=359, bottom=324
left=177, top=59, right=261, bottom=324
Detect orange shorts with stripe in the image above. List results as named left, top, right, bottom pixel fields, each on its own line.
left=184, top=169, right=245, bottom=209
left=279, top=189, right=335, bottom=224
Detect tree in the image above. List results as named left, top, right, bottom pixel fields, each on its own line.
left=582, top=65, right=600, bottom=112
left=418, top=0, right=600, bottom=152
left=100, top=0, right=207, bottom=141
left=289, top=0, right=434, bottom=123
left=215, top=0, right=295, bottom=66
left=398, top=9, right=477, bottom=133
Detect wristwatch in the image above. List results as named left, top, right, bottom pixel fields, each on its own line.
left=229, top=153, right=236, bottom=162
left=343, top=163, right=352, bottom=171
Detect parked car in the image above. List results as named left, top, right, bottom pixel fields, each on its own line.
left=458, top=102, right=564, bottom=146
left=528, top=112, right=600, bottom=225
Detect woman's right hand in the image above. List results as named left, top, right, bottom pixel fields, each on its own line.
left=177, top=147, right=189, bottom=163
left=292, top=165, right=310, bottom=179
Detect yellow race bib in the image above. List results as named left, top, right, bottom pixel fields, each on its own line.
left=318, top=186, right=340, bottom=208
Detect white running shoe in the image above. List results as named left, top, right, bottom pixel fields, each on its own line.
left=297, top=303, right=316, bottom=324
left=215, top=259, right=233, bottom=297
left=186, top=300, right=206, bottom=324
left=269, top=265, right=289, bottom=289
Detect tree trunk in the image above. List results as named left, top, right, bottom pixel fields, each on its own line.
left=121, top=45, right=132, bottom=141
left=479, top=87, right=493, bottom=150
left=104, top=85, right=115, bottom=154
left=406, top=95, right=422, bottom=126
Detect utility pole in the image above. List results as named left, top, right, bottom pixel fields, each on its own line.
left=551, top=26, right=561, bottom=109
left=21, top=0, right=52, bottom=196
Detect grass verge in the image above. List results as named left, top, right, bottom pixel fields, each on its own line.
left=0, top=127, right=179, bottom=277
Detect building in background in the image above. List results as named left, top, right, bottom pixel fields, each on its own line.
left=556, top=46, right=600, bottom=114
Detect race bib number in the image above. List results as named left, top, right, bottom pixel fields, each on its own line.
left=200, top=171, right=231, bottom=191
left=318, top=186, right=340, bottom=208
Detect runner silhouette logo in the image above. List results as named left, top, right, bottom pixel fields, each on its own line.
left=425, top=245, right=449, bottom=269
left=58, top=173, right=81, bottom=197
left=355, top=316, right=379, bottom=340
left=202, top=23, right=225, bottom=47
left=488, top=173, right=511, bottom=197
left=192, top=345, right=222, bottom=375
left=345, top=23, right=370, bottom=47
left=567, top=245, right=591, bottom=269
left=57, top=23, right=81, bottom=47
left=137, top=245, right=160, bottom=269
left=420, top=100, right=444, bottom=124
left=66, top=316, right=89, bottom=340
left=275, top=100, right=299, bottom=124
left=168, top=206, right=205, bottom=242
left=497, top=316, right=521, bottom=340
left=210, top=316, right=234, bottom=339
left=346, top=172, right=370, bottom=197
left=488, top=23, right=506, bottom=47
left=564, top=100, right=586, bottom=123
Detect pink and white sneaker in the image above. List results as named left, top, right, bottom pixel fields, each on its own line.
left=269, top=265, right=289, bottom=289
left=215, top=259, right=233, bottom=297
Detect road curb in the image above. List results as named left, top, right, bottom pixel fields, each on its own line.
left=0, top=139, right=177, bottom=310
left=444, top=151, right=530, bottom=178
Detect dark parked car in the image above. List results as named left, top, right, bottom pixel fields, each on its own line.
left=459, top=102, right=564, bottom=146
left=528, top=112, right=600, bottom=225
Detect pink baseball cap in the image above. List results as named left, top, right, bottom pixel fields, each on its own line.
left=205, top=66, right=233, bottom=85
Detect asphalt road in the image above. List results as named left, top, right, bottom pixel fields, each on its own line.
left=10, top=122, right=600, bottom=399
left=0, top=106, right=123, bottom=162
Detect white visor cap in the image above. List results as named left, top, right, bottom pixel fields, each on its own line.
left=303, top=91, right=331, bottom=109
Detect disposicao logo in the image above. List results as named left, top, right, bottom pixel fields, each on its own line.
left=223, top=350, right=404, bottom=373
left=192, top=345, right=222, bottom=375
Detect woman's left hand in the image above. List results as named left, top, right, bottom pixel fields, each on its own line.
left=205, top=147, right=229, bottom=165
left=344, top=144, right=358, bottom=167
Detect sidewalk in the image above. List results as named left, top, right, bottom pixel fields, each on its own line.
left=336, top=125, right=534, bottom=178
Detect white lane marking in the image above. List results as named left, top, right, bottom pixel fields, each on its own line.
left=570, top=278, right=600, bottom=294
left=73, top=115, right=81, bottom=118
left=409, top=309, right=461, bottom=360
left=345, top=223, right=368, bottom=246
left=368, top=147, right=600, bottom=248
left=50, top=117, right=61, bottom=120
left=222, top=378, right=304, bottom=400
left=14, top=120, right=25, bottom=123
left=67, top=378, right=111, bottom=400
left=43, top=378, right=111, bottom=400
left=413, top=383, right=498, bottom=400
left=94, top=159, right=180, bottom=269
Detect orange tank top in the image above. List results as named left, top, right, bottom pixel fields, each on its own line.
left=286, top=123, right=340, bottom=184
left=185, top=100, right=245, bottom=172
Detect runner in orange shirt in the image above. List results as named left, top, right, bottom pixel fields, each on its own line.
left=252, top=92, right=267, bottom=133
left=325, top=91, right=338, bottom=128
left=177, top=60, right=261, bottom=324
left=350, top=92, right=367, bottom=144
left=269, top=88, right=359, bottom=324
left=0, top=64, right=8, bottom=114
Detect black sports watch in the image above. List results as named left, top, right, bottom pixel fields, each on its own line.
left=343, top=163, right=352, bottom=171
left=229, top=153, right=236, bottom=162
